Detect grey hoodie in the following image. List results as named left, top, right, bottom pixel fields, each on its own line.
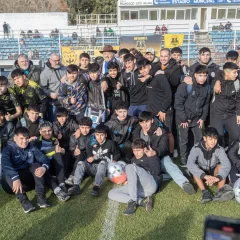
left=187, top=141, right=231, bottom=180
left=40, top=62, right=66, bottom=98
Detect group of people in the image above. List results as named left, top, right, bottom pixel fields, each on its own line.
left=155, top=25, right=168, bottom=35
left=1, top=43, right=240, bottom=216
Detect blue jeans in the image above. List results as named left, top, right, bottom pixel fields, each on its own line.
left=128, top=105, right=147, bottom=117
left=161, top=155, right=189, bottom=188
left=47, top=105, right=58, bottom=122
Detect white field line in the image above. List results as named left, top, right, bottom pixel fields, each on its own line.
left=99, top=196, right=119, bottom=240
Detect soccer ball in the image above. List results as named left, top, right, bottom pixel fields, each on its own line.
left=117, top=161, right=127, bottom=170
left=108, top=162, right=127, bottom=184
left=233, top=178, right=240, bottom=203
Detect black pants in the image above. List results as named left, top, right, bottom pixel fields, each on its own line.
left=210, top=114, right=240, bottom=146
left=2, top=162, right=46, bottom=202
left=119, top=140, right=133, bottom=163
left=178, top=123, right=202, bottom=161
left=229, top=162, right=239, bottom=184
left=49, top=153, right=65, bottom=184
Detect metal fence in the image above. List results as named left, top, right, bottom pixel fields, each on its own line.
left=0, top=28, right=239, bottom=66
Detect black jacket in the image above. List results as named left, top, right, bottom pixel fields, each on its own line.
left=0, top=121, right=15, bottom=151
left=69, top=133, right=91, bottom=153
left=189, top=58, right=219, bottom=85
left=86, top=139, right=120, bottom=163
left=157, top=58, right=182, bottom=94
left=174, top=80, right=210, bottom=125
left=16, top=113, right=43, bottom=138
left=131, top=155, right=161, bottom=183
left=103, top=72, right=129, bottom=111
left=228, top=141, right=240, bottom=172
left=210, top=79, right=240, bottom=119
left=53, top=119, right=79, bottom=148
left=146, top=74, right=172, bottom=115
left=132, top=121, right=169, bottom=159
left=122, top=66, right=148, bottom=106
left=105, top=114, right=138, bottom=145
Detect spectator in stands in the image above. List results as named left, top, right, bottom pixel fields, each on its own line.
left=40, top=52, right=67, bottom=122
left=108, top=27, right=114, bottom=36
left=3, top=22, right=9, bottom=38
left=193, top=23, right=199, bottom=32
left=104, top=27, right=107, bottom=37
left=20, top=39, right=26, bottom=48
left=225, top=21, right=232, bottom=31
left=99, top=45, right=119, bottom=75
left=27, top=30, right=33, bottom=38
left=72, top=32, right=78, bottom=41
left=20, top=30, right=26, bottom=39
left=33, top=29, right=40, bottom=38
left=49, top=30, right=54, bottom=38
left=219, top=23, right=224, bottom=31
left=155, top=25, right=160, bottom=35
left=129, top=48, right=144, bottom=63
left=53, top=28, right=59, bottom=38
left=28, top=50, right=33, bottom=60
left=8, top=54, right=41, bottom=85
left=161, top=25, right=168, bottom=34
left=96, top=27, right=101, bottom=37
left=8, top=54, right=13, bottom=60
left=144, top=48, right=159, bottom=66
left=33, top=49, right=39, bottom=60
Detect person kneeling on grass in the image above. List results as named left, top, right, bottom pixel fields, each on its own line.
left=68, top=124, right=120, bottom=196
left=108, top=138, right=161, bottom=216
left=1, top=127, right=50, bottom=213
left=187, top=127, right=234, bottom=204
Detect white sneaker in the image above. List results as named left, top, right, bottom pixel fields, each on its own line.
left=173, top=149, right=178, bottom=158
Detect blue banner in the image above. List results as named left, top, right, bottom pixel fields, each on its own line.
left=153, top=0, right=240, bottom=4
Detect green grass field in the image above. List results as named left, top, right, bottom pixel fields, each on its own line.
left=0, top=175, right=240, bottom=240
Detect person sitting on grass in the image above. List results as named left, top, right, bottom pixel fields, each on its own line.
left=1, top=127, right=50, bottom=213
left=187, top=127, right=234, bottom=204
left=108, top=138, right=161, bottom=216
left=66, top=117, right=93, bottom=186
left=34, top=121, right=70, bottom=202
left=68, top=124, right=120, bottom=197
left=16, top=104, right=43, bottom=142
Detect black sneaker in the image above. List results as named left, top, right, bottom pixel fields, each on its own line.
left=201, top=190, right=213, bottom=204
left=182, top=182, right=196, bottom=195
left=68, top=185, right=81, bottom=196
left=90, top=185, right=100, bottom=197
left=140, top=196, right=153, bottom=212
left=37, top=196, right=50, bottom=208
left=213, top=185, right=235, bottom=202
left=55, top=188, right=70, bottom=201
left=21, top=199, right=35, bottom=213
left=65, top=175, right=74, bottom=186
left=124, top=200, right=137, bottom=216
left=180, top=158, right=187, bottom=167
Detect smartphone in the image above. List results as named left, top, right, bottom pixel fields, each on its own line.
left=204, top=216, right=240, bottom=240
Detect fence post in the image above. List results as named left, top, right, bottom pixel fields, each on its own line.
left=59, top=30, right=61, bottom=58
left=187, top=28, right=190, bottom=66
left=18, top=30, right=20, bottom=55
left=234, top=29, right=237, bottom=50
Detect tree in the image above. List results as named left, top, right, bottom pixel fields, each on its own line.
left=92, top=0, right=117, bottom=14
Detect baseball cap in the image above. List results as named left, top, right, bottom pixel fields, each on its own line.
left=146, top=48, right=155, bottom=54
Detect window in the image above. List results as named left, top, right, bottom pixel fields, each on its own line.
left=150, top=10, right=157, bottom=20
left=167, top=10, right=175, bottom=20
left=121, top=11, right=129, bottom=20
left=176, top=10, right=185, bottom=20
left=237, top=9, right=240, bottom=19
left=211, top=8, right=217, bottom=19
left=185, top=9, right=190, bottom=20
left=191, top=8, right=197, bottom=20
left=139, top=10, right=148, bottom=20
left=228, top=9, right=236, bottom=19
left=218, top=9, right=226, bottom=19
left=130, top=11, right=138, bottom=20
left=161, top=10, right=166, bottom=20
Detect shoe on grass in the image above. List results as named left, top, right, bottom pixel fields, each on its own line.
left=55, top=187, right=70, bottom=201
left=140, top=196, right=153, bottom=212
left=21, top=199, right=35, bottom=213
left=201, top=189, right=213, bottom=204
left=90, top=185, right=100, bottom=197
left=213, top=185, right=235, bottom=202
left=124, top=200, right=137, bottom=216
left=182, top=182, right=196, bottom=195
left=65, top=175, right=74, bottom=186
left=68, top=185, right=81, bottom=196
left=37, top=196, right=50, bottom=208
left=180, top=158, right=187, bottom=167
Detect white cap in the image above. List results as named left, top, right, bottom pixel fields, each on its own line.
left=146, top=48, right=155, bottom=54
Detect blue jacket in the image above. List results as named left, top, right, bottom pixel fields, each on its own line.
left=2, top=141, right=50, bottom=181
